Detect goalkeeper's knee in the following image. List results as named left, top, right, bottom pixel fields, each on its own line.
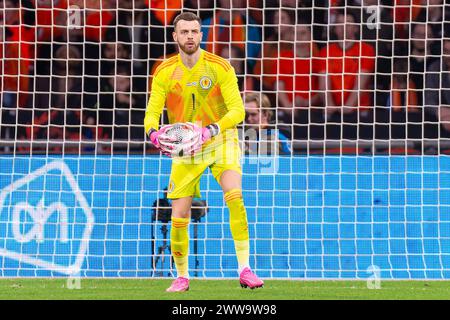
left=224, top=189, right=249, bottom=241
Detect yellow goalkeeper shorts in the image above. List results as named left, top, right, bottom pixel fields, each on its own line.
left=166, top=135, right=242, bottom=199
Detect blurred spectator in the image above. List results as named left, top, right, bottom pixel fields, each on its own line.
left=100, top=38, right=131, bottom=78
left=33, top=0, right=67, bottom=43
left=368, top=1, right=394, bottom=113
left=1, top=0, right=34, bottom=107
left=415, top=0, right=450, bottom=56
left=96, top=62, right=146, bottom=142
left=425, top=37, right=450, bottom=139
left=278, top=19, right=322, bottom=140
left=146, top=0, right=180, bottom=71
left=247, top=0, right=264, bottom=25
left=220, top=44, right=255, bottom=91
left=318, top=8, right=375, bottom=140
left=388, top=59, right=418, bottom=112
left=244, top=92, right=291, bottom=155
left=2, top=0, right=449, bottom=156
left=104, top=0, right=150, bottom=73
left=409, top=22, right=438, bottom=108
left=427, top=0, right=448, bottom=37
left=83, top=0, right=116, bottom=42
left=383, top=58, right=421, bottom=139
left=148, top=0, right=181, bottom=25
left=183, top=0, right=214, bottom=20
left=280, top=0, right=299, bottom=7
left=201, top=0, right=261, bottom=72
left=253, top=8, right=294, bottom=100
left=393, top=0, right=426, bottom=39
left=1, top=0, right=35, bottom=141
left=280, top=0, right=317, bottom=37
left=310, top=0, right=328, bottom=44
left=34, top=0, right=76, bottom=77
left=32, top=44, right=86, bottom=144
left=400, top=21, right=436, bottom=140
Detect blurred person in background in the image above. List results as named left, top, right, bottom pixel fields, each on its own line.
left=254, top=8, right=294, bottom=96
left=393, top=0, right=425, bottom=39
left=409, top=22, right=437, bottom=108
left=103, top=0, right=150, bottom=76
left=385, top=58, right=420, bottom=140
left=100, top=35, right=132, bottom=78
left=220, top=44, right=256, bottom=91
left=318, top=8, right=375, bottom=140
left=95, top=62, right=146, bottom=142
left=32, top=0, right=67, bottom=43
left=33, top=0, right=72, bottom=77
left=32, top=44, right=85, bottom=146
left=183, top=0, right=214, bottom=20
left=405, top=22, right=437, bottom=139
left=1, top=0, right=35, bottom=141
left=147, top=0, right=180, bottom=70
left=244, top=92, right=291, bottom=155
left=425, top=36, right=450, bottom=139
left=83, top=0, right=116, bottom=43
left=414, top=0, right=450, bottom=56
left=201, top=0, right=261, bottom=72
left=278, top=17, right=321, bottom=140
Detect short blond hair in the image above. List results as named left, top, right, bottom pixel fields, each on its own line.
left=244, top=92, right=273, bottom=121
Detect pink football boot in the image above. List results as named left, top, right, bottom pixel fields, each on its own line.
left=166, top=277, right=190, bottom=292
left=239, top=267, right=264, bottom=289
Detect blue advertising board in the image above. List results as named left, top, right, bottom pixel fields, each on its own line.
left=0, top=155, right=449, bottom=279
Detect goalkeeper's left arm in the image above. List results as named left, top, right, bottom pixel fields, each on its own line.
left=206, top=66, right=246, bottom=138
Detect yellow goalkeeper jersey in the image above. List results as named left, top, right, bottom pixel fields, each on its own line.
left=144, top=49, right=245, bottom=143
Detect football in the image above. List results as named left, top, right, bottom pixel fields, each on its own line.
left=159, top=123, right=200, bottom=157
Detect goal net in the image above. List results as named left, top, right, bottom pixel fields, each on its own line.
left=0, top=0, right=449, bottom=279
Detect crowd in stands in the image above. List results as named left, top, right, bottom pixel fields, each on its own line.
left=1, top=0, right=450, bottom=154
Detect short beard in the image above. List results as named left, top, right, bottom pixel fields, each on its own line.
left=179, top=42, right=200, bottom=55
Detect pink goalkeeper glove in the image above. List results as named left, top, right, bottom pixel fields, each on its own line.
left=148, top=125, right=176, bottom=157
left=200, top=123, right=221, bottom=142
left=189, top=123, right=220, bottom=153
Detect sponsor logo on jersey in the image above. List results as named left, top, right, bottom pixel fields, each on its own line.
left=186, top=81, right=198, bottom=87
left=199, top=76, right=212, bottom=89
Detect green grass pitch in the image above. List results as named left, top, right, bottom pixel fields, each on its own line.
left=0, top=279, right=449, bottom=300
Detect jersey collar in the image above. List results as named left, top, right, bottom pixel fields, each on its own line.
left=178, top=48, right=204, bottom=73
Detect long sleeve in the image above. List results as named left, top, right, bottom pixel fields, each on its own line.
left=216, top=67, right=246, bottom=131
left=144, top=72, right=167, bottom=134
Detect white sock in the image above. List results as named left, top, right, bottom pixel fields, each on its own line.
left=238, top=264, right=250, bottom=275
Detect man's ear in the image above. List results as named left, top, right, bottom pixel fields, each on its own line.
left=172, top=31, right=177, bottom=42
left=260, top=112, right=267, bottom=124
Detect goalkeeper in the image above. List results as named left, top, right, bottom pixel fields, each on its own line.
left=144, top=12, right=263, bottom=292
